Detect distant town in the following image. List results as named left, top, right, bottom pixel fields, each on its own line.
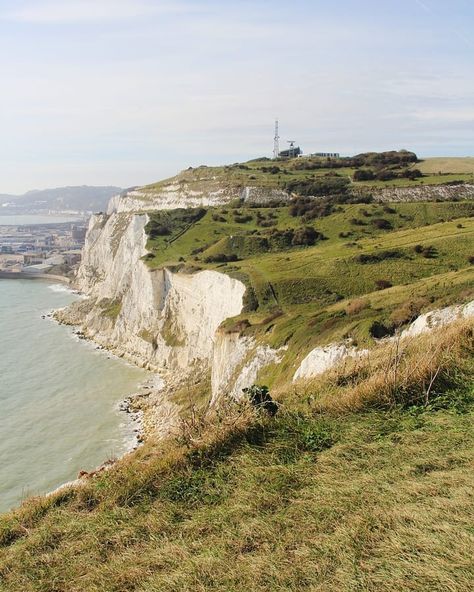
left=0, top=220, right=87, bottom=279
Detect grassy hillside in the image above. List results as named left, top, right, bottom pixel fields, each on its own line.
left=418, top=156, right=474, bottom=175
left=144, top=198, right=474, bottom=384
left=140, top=151, right=474, bottom=197
left=1, top=155, right=473, bottom=591
left=0, top=322, right=473, bottom=592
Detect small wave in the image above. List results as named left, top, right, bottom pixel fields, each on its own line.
left=48, top=283, right=77, bottom=295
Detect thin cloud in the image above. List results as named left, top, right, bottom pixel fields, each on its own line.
left=2, top=0, right=190, bottom=23
left=414, top=0, right=472, bottom=48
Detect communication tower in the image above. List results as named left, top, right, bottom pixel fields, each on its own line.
left=273, top=120, right=280, bottom=159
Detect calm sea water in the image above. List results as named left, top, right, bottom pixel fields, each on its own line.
left=0, top=279, right=145, bottom=512
left=0, top=214, right=83, bottom=225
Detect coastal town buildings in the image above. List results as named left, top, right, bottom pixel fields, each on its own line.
left=0, top=221, right=87, bottom=277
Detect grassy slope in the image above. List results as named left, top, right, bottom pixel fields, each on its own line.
left=418, top=156, right=474, bottom=175
left=144, top=200, right=474, bottom=385
left=1, top=158, right=474, bottom=591
left=140, top=156, right=474, bottom=197
left=0, top=323, right=473, bottom=592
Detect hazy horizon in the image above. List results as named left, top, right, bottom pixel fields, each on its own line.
left=0, top=0, right=473, bottom=193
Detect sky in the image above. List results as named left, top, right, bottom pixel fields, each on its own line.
left=0, top=0, right=473, bottom=194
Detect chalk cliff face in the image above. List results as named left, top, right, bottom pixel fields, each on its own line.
left=106, top=185, right=290, bottom=214
left=61, top=209, right=279, bottom=406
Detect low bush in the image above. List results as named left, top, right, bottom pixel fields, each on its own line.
left=285, top=176, right=350, bottom=197
left=355, top=250, right=403, bottom=264
left=242, top=285, right=259, bottom=312
left=234, top=215, right=253, bottom=224
left=204, top=253, right=239, bottom=263
left=289, top=196, right=334, bottom=219
left=390, top=297, right=430, bottom=327
left=353, top=169, right=375, bottom=181
left=375, top=279, right=393, bottom=290
left=369, top=320, right=393, bottom=339
left=371, top=218, right=393, bottom=230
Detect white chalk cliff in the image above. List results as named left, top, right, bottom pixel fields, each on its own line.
left=60, top=204, right=280, bottom=414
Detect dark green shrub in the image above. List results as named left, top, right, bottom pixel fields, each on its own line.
left=375, top=279, right=393, bottom=290
left=372, top=218, right=393, bottom=230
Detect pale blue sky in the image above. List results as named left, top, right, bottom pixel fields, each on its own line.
left=0, top=0, right=472, bottom=193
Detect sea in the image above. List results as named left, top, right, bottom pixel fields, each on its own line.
left=0, top=234, right=145, bottom=513
left=0, top=214, right=83, bottom=225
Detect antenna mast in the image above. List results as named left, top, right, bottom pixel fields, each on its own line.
left=273, top=119, right=280, bottom=159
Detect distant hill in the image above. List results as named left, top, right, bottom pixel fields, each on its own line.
left=0, top=185, right=122, bottom=214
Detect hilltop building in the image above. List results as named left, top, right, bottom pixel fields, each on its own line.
left=311, top=152, right=340, bottom=158
left=279, top=146, right=302, bottom=159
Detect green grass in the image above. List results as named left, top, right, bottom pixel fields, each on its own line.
left=144, top=201, right=474, bottom=269
left=143, top=200, right=474, bottom=384
left=98, top=298, right=122, bottom=320
left=1, top=325, right=473, bottom=592
left=417, top=157, right=474, bottom=175
left=139, top=154, right=473, bottom=199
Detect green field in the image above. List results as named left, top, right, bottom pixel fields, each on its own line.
left=418, top=156, right=474, bottom=175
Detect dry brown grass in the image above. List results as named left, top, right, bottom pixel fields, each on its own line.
left=389, top=296, right=430, bottom=327
left=283, top=319, right=474, bottom=414
left=345, top=297, right=370, bottom=315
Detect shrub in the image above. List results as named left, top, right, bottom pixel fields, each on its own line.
left=421, top=246, right=437, bottom=258
left=372, top=218, right=393, bottom=230
left=204, top=253, right=239, bottom=263
left=260, top=165, right=281, bottom=174
left=468, top=256, right=474, bottom=265
left=258, top=219, right=277, bottom=227
left=285, top=176, right=350, bottom=197
left=233, top=215, right=253, bottom=223
left=369, top=320, right=393, bottom=339
left=266, top=227, right=324, bottom=249
left=291, top=226, right=320, bottom=246
left=404, top=168, right=423, bottom=180
left=242, top=285, right=258, bottom=312
left=355, top=250, right=403, bottom=264
left=414, top=244, right=424, bottom=254
left=390, top=297, right=430, bottom=327
left=375, top=279, right=393, bottom=290
left=289, top=196, right=334, bottom=219
left=148, top=224, right=171, bottom=237
left=350, top=218, right=366, bottom=226
left=242, top=385, right=278, bottom=416
left=353, top=169, right=375, bottom=181
left=375, top=169, right=396, bottom=181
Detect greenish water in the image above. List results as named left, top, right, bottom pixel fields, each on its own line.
left=0, top=279, right=145, bottom=513
left=0, top=214, right=82, bottom=225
